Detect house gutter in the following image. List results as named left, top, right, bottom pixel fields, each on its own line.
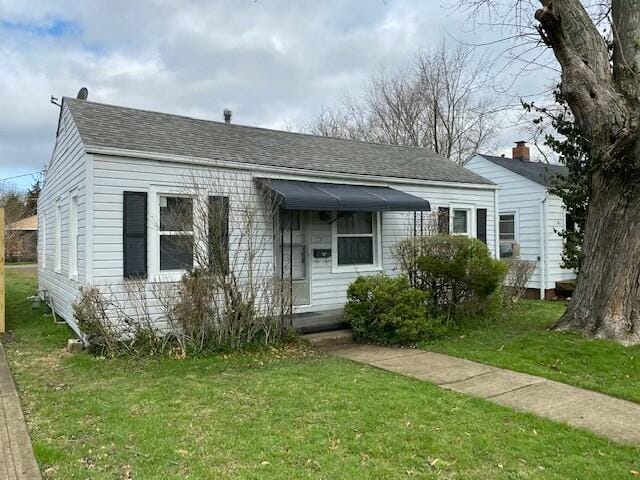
left=539, top=191, right=549, bottom=299
left=84, top=146, right=499, bottom=191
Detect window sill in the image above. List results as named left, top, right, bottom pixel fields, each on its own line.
left=153, top=271, right=188, bottom=283
left=331, top=264, right=383, bottom=274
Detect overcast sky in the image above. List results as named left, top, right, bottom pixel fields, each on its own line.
left=0, top=0, right=557, bottom=191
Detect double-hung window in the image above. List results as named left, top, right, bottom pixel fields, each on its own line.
left=451, top=208, right=471, bottom=235
left=499, top=212, right=517, bottom=258
left=336, top=212, right=376, bottom=267
left=159, top=196, right=194, bottom=271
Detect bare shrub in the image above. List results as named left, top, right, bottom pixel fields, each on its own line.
left=150, top=174, right=293, bottom=354
left=503, top=259, right=537, bottom=305
left=133, top=173, right=294, bottom=354
left=73, top=282, right=168, bottom=356
left=154, top=270, right=291, bottom=354
left=73, top=286, right=119, bottom=354
left=392, top=210, right=444, bottom=285
left=75, top=172, right=295, bottom=356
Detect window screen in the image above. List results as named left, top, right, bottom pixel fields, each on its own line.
left=338, top=238, right=374, bottom=265
left=499, top=214, right=516, bottom=241
left=452, top=209, right=468, bottom=234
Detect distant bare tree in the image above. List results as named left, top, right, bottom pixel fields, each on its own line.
left=0, top=184, right=29, bottom=259
left=306, top=42, right=503, bottom=164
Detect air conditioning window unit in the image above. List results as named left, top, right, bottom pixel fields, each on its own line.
left=500, top=242, right=520, bottom=259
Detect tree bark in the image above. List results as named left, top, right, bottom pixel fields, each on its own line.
left=535, top=0, right=640, bottom=343
left=558, top=170, right=640, bottom=344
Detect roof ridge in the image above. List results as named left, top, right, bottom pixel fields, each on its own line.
left=475, top=153, right=567, bottom=187
left=61, top=97, right=494, bottom=185
left=63, top=96, right=437, bottom=154
left=478, top=153, right=566, bottom=168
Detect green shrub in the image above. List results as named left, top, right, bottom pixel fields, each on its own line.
left=396, top=235, right=507, bottom=322
left=344, top=274, right=444, bottom=345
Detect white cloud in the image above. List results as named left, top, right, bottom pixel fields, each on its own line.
left=0, top=0, right=559, bottom=189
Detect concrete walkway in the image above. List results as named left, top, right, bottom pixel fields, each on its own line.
left=0, top=342, right=41, bottom=479
left=326, top=343, right=640, bottom=445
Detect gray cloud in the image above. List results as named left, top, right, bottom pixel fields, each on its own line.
left=0, top=0, right=557, bottom=190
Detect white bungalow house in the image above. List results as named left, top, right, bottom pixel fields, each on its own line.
left=38, top=92, right=499, bottom=334
left=465, top=142, right=575, bottom=299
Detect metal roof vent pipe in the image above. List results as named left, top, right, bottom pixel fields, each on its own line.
left=77, top=87, right=88, bottom=100
left=223, top=108, right=232, bottom=124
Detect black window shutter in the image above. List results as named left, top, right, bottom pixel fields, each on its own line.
left=209, top=196, right=229, bottom=275
left=477, top=208, right=487, bottom=244
left=123, top=191, right=147, bottom=278
left=438, top=207, right=450, bottom=234
left=565, top=213, right=575, bottom=232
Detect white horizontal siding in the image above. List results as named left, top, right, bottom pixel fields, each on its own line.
left=309, top=182, right=497, bottom=312
left=546, top=194, right=576, bottom=284
left=465, top=155, right=576, bottom=290
left=466, top=155, right=546, bottom=289
left=88, top=154, right=496, bottom=323
left=38, top=104, right=88, bottom=331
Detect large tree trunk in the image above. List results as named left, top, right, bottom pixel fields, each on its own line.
left=535, top=0, right=640, bottom=344
left=557, top=170, right=640, bottom=344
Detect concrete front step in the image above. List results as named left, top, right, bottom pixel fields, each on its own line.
left=303, top=329, right=353, bottom=348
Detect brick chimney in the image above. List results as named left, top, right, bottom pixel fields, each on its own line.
left=512, top=141, right=530, bottom=161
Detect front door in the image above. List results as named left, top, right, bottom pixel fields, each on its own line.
left=276, top=210, right=311, bottom=306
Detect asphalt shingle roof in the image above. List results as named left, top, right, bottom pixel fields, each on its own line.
left=478, top=154, right=568, bottom=187
left=64, top=97, right=493, bottom=185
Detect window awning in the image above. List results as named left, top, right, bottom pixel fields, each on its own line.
left=256, top=178, right=431, bottom=212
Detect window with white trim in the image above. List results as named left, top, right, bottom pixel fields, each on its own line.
left=159, top=196, right=194, bottom=271
left=451, top=208, right=470, bottom=235
left=499, top=212, right=516, bottom=258
left=55, top=202, right=61, bottom=272
left=69, top=194, right=78, bottom=279
left=336, top=212, right=376, bottom=266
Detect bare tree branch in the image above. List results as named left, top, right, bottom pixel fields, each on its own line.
left=305, top=42, right=505, bottom=164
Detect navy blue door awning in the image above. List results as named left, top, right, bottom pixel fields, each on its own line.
left=256, top=178, right=431, bottom=212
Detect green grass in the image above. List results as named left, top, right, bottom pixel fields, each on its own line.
left=3, top=269, right=640, bottom=479
left=423, top=300, right=640, bottom=403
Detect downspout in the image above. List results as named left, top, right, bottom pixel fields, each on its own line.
left=493, top=188, right=500, bottom=260
left=539, top=192, right=549, bottom=300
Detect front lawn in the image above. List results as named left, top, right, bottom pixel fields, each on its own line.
left=3, top=269, right=640, bottom=479
left=424, top=300, right=640, bottom=403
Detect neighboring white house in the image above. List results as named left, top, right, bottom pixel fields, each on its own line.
left=465, top=142, right=575, bottom=299
left=38, top=92, right=499, bottom=334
